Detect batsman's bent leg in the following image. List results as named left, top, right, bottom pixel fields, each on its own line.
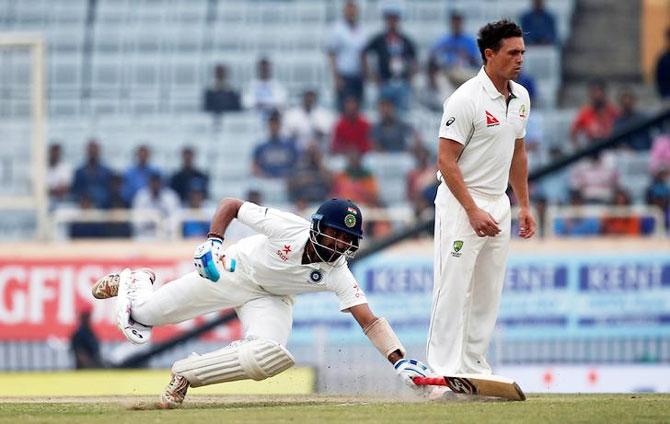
left=159, top=338, right=295, bottom=408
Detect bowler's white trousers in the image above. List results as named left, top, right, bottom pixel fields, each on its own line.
left=130, top=271, right=294, bottom=347
left=427, top=183, right=511, bottom=375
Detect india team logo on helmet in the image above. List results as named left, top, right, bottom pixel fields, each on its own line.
left=344, top=213, right=356, bottom=228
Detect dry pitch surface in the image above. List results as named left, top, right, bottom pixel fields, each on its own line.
left=1, top=394, right=669, bottom=424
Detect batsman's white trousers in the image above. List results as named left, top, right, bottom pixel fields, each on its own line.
left=427, top=183, right=511, bottom=375
left=130, top=271, right=294, bottom=347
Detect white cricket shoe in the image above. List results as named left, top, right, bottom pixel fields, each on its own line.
left=159, top=374, right=190, bottom=409
left=115, top=268, right=153, bottom=344
left=92, top=268, right=155, bottom=299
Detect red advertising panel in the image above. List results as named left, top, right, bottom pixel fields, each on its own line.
left=0, top=258, right=240, bottom=342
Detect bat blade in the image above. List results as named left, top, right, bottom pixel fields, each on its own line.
left=412, top=374, right=526, bottom=401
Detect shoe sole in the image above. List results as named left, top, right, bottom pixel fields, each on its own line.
left=91, top=273, right=120, bottom=299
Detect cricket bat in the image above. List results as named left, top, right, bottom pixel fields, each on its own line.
left=412, top=374, right=526, bottom=401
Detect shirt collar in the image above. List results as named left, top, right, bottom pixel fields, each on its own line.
left=477, top=67, right=517, bottom=100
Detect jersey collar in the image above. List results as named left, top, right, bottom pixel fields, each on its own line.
left=478, top=66, right=517, bottom=100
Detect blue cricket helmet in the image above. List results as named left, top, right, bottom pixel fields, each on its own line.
left=309, top=198, right=363, bottom=262
left=311, top=198, right=363, bottom=239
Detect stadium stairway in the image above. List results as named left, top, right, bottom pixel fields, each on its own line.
left=560, top=0, right=657, bottom=107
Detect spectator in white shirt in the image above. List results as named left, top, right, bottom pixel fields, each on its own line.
left=326, top=0, right=367, bottom=111
left=47, top=143, right=72, bottom=208
left=283, top=90, right=334, bottom=152
left=570, top=152, right=619, bottom=204
left=132, top=172, right=181, bottom=239
left=242, top=57, right=288, bottom=117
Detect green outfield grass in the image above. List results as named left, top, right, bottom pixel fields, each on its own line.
left=0, top=394, right=668, bottom=424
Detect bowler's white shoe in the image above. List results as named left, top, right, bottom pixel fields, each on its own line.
left=159, top=374, right=190, bottom=409
left=115, top=268, right=152, bottom=344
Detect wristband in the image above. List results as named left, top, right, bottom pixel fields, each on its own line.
left=207, top=232, right=224, bottom=242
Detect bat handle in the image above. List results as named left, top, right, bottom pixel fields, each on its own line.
left=412, top=376, right=447, bottom=386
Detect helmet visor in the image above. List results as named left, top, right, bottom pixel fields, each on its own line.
left=309, top=221, right=360, bottom=262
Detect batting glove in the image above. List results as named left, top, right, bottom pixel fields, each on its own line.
left=394, top=358, right=431, bottom=395
left=193, top=237, right=224, bottom=282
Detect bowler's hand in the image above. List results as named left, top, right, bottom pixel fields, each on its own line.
left=467, top=208, right=501, bottom=237
left=518, top=208, right=536, bottom=239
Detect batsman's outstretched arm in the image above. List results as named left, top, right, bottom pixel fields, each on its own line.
left=347, top=303, right=431, bottom=393
left=347, top=303, right=404, bottom=363
left=208, top=198, right=244, bottom=239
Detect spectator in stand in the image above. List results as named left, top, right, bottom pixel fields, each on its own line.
left=613, top=89, right=650, bottom=150
left=570, top=80, right=619, bottom=149
left=650, top=134, right=670, bottom=174
left=371, top=96, right=416, bottom=152
left=47, top=142, right=72, bottom=208
left=519, top=0, right=558, bottom=45
left=554, top=191, right=601, bottom=236
left=123, top=145, right=161, bottom=204
left=406, top=146, right=438, bottom=219
left=102, top=173, right=132, bottom=238
left=202, top=64, right=241, bottom=116
left=69, top=193, right=109, bottom=238
left=646, top=169, right=670, bottom=231
left=331, top=150, right=380, bottom=207
left=283, top=90, right=334, bottom=152
left=602, top=188, right=641, bottom=236
left=363, top=3, right=417, bottom=111
left=170, top=146, right=209, bottom=204
left=70, top=307, right=102, bottom=369
left=416, top=59, right=454, bottom=112
left=331, top=96, right=372, bottom=154
left=656, top=27, right=670, bottom=100
left=287, top=143, right=333, bottom=205
left=570, top=152, right=619, bottom=204
left=132, top=172, right=181, bottom=239
left=429, top=11, right=480, bottom=86
left=242, top=57, right=288, bottom=116
left=103, top=174, right=128, bottom=209
left=326, top=0, right=368, bottom=111
left=252, top=110, right=299, bottom=179
left=72, top=139, right=113, bottom=208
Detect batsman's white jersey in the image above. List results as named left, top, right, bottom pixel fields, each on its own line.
left=428, top=67, right=530, bottom=375
left=130, top=201, right=367, bottom=347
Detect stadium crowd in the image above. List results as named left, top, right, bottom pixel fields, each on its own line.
left=45, top=0, right=670, bottom=240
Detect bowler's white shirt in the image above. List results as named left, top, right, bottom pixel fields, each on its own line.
left=438, top=67, right=530, bottom=196
left=226, top=202, right=367, bottom=311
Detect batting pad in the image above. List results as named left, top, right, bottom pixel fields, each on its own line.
left=172, top=338, right=295, bottom=387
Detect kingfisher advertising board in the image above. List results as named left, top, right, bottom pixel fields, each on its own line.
left=0, top=259, right=241, bottom=342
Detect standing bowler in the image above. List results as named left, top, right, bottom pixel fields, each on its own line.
left=427, top=20, right=536, bottom=376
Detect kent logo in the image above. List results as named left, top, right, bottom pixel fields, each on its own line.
left=485, top=110, right=500, bottom=127
left=451, top=240, right=463, bottom=257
